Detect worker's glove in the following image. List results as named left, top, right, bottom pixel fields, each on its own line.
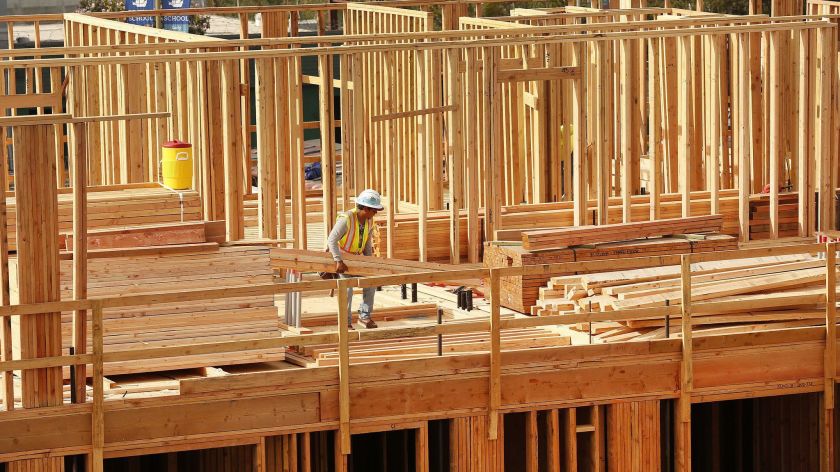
left=335, top=261, right=349, bottom=274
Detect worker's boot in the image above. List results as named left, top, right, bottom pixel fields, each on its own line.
left=359, top=317, right=378, bottom=329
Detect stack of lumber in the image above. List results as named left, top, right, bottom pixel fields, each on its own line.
left=749, top=193, right=800, bottom=239
left=486, top=234, right=738, bottom=313
left=521, top=215, right=723, bottom=251
left=270, top=248, right=482, bottom=277
left=62, top=221, right=207, bottom=251
left=533, top=253, right=836, bottom=342
left=373, top=210, right=474, bottom=262
left=291, top=326, right=571, bottom=366
left=5, top=184, right=202, bottom=251
left=11, top=245, right=283, bottom=375
left=243, top=195, right=326, bottom=228
left=499, top=191, right=744, bottom=237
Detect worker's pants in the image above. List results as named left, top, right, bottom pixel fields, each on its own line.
left=339, top=274, right=375, bottom=325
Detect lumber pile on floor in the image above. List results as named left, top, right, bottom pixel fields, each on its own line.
left=270, top=248, right=481, bottom=276
left=373, top=210, right=474, bottom=262
left=521, top=215, right=723, bottom=251
left=485, top=234, right=738, bottom=313
left=62, top=221, right=207, bottom=251
left=5, top=184, right=202, bottom=251
left=533, top=253, right=837, bottom=342
left=11, top=245, right=283, bottom=375
left=290, top=326, right=571, bottom=367
left=500, top=190, right=801, bottom=241
left=750, top=193, right=799, bottom=239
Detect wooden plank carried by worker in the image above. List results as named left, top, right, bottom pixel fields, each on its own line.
left=521, top=215, right=724, bottom=251
left=270, top=248, right=481, bottom=277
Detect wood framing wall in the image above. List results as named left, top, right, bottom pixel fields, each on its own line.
left=1, top=5, right=837, bottom=257
left=3, top=4, right=840, bottom=472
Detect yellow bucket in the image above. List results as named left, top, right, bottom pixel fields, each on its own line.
left=161, top=140, right=193, bottom=190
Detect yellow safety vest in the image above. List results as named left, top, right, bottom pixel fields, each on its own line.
left=337, top=209, right=371, bottom=255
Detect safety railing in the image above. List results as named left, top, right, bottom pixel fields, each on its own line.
left=0, top=241, right=837, bottom=468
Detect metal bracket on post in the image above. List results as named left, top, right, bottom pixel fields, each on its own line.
left=284, top=269, right=302, bottom=328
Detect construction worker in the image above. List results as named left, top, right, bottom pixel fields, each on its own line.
left=327, top=189, right=384, bottom=329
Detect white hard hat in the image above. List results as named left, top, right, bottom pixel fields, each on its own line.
left=356, top=189, right=384, bottom=210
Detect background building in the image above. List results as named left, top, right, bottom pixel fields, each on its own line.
left=1, top=0, right=79, bottom=15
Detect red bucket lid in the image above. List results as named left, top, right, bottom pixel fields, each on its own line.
left=163, top=140, right=191, bottom=148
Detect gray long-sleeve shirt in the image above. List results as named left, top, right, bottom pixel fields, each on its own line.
left=327, top=213, right=372, bottom=262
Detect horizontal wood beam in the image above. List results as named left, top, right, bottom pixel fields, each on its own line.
left=300, top=74, right=353, bottom=90
left=0, top=112, right=170, bottom=127
left=0, top=93, right=61, bottom=110
left=371, top=105, right=456, bottom=123
left=4, top=20, right=831, bottom=68
left=496, top=66, right=580, bottom=82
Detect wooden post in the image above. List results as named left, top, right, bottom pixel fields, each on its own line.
left=0, top=112, right=11, bottom=410
left=547, top=409, right=561, bottom=472
left=564, top=408, right=578, bottom=471
left=416, top=423, right=429, bottom=472
left=72, top=121, right=88, bottom=403
left=415, top=49, right=430, bottom=262
left=255, top=58, right=279, bottom=240
left=489, top=48, right=503, bottom=241
left=797, top=29, right=812, bottom=237
left=446, top=47, right=464, bottom=264
left=737, top=33, right=751, bottom=243
left=526, top=410, right=538, bottom=472
left=708, top=35, right=721, bottom=216
left=649, top=37, right=663, bottom=221
left=620, top=38, right=633, bottom=223
left=337, top=277, right=351, bottom=455
left=595, top=41, right=609, bottom=225
left=488, top=268, right=501, bottom=440
left=318, top=48, right=337, bottom=242
left=91, top=300, right=105, bottom=472
left=464, top=47, right=480, bottom=263
left=289, top=51, right=307, bottom=249
left=816, top=27, right=832, bottom=232
left=677, top=255, right=692, bottom=471
left=572, top=42, right=588, bottom=227
left=254, top=437, right=266, bottom=472
left=677, top=35, right=691, bottom=218
left=385, top=51, right=397, bottom=258
left=768, top=31, right=780, bottom=239
left=221, top=60, right=244, bottom=242
left=13, top=124, right=62, bottom=409
left=823, top=242, right=837, bottom=472
left=339, top=53, right=353, bottom=214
